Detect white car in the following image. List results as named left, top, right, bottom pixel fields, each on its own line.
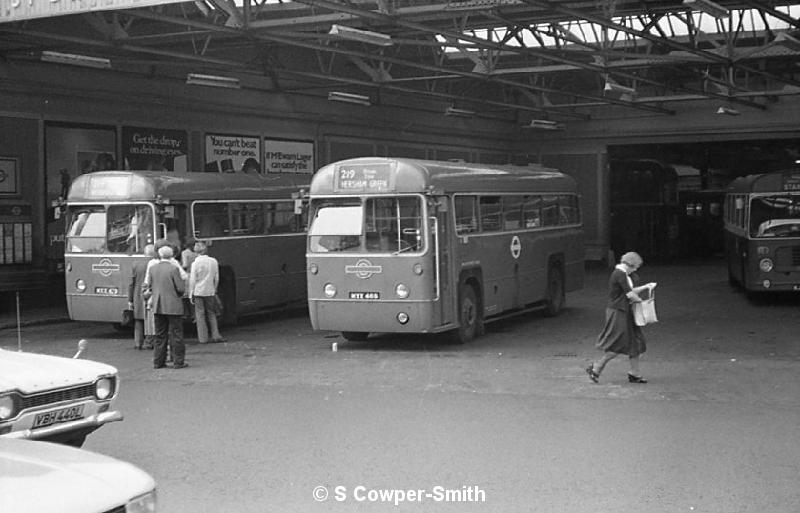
left=0, top=344, right=123, bottom=446
left=0, top=438, right=157, bottom=513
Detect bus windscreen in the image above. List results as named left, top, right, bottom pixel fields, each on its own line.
left=66, top=204, right=155, bottom=254
left=750, top=195, right=800, bottom=238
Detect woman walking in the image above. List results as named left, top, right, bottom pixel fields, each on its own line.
left=587, top=251, right=655, bottom=384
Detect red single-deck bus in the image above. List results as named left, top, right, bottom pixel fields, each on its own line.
left=65, top=171, right=309, bottom=326
left=724, top=171, right=800, bottom=294
left=306, top=157, right=584, bottom=343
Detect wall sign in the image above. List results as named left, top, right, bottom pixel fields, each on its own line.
left=263, top=139, right=314, bottom=174
left=122, top=126, right=187, bottom=172
left=0, top=157, right=19, bottom=195
left=205, top=133, right=261, bottom=173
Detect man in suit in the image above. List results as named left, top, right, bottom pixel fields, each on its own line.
left=146, top=245, right=187, bottom=369
left=127, top=244, right=156, bottom=350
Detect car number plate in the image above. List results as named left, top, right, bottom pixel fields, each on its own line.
left=32, top=405, right=85, bottom=429
left=95, top=286, right=119, bottom=295
left=349, top=292, right=380, bottom=300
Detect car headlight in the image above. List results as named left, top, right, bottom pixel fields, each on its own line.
left=395, top=283, right=409, bottom=299
left=324, top=283, right=337, bottom=298
left=126, top=489, right=157, bottom=513
left=759, top=258, right=773, bottom=272
left=0, top=395, right=15, bottom=421
left=95, top=377, right=114, bottom=400
left=76, top=279, right=87, bottom=292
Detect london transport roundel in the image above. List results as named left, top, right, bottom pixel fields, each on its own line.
left=510, top=236, right=521, bottom=259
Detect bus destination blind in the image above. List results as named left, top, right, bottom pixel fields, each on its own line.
left=334, top=163, right=394, bottom=193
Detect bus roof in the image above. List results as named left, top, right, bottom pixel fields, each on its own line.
left=311, top=157, right=577, bottom=195
left=67, top=170, right=310, bottom=202
left=726, top=170, right=800, bottom=194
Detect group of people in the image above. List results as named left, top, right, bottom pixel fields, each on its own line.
left=127, top=238, right=225, bottom=369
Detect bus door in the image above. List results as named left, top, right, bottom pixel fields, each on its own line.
left=433, top=198, right=453, bottom=326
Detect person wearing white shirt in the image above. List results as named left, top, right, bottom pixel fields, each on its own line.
left=188, top=241, right=225, bottom=344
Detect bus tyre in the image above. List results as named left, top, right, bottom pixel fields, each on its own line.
left=342, top=331, right=369, bottom=342
left=453, top=284, right=480, bottom=344
left=543, top=266, right=565, bottom=317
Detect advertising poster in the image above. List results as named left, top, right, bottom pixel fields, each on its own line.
left=204, top=134, right=261, bottom=173
left=122, top=126, right=188, bottom=172
left=263, top=139, right=314, bottom=174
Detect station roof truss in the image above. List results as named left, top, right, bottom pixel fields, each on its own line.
left=2, top=0, right=800, bottom=123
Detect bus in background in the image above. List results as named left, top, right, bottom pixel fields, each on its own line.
left=65, top=171, right=309, bottom=326
left=306, top=157, right=584, bottom=343
left=724, top=170, right=800, bottom=294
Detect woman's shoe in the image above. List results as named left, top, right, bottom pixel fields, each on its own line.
left=586, top=365, right=599, bottom=383
left=628, top=374, right=648, bottom=384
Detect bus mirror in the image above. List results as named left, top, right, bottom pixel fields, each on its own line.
left=735, top=198, right=744, bottom=210
left=294, top=199, right=303, bottom=215
left=433, top=198, right=448, bottom=212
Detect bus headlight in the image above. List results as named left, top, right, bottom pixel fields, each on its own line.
left=0, top=395, right=15, bottom=420
left=76, top=279, right=87, bottom=292
left=324, top=283, right=337, bottom=298
left=95, top=377, right=114, bottom=400
left=309, top=263, right=318, bottom=275
left=395, top=284, right=409, bottom=299
left=759, top=258, right=773, bottom=272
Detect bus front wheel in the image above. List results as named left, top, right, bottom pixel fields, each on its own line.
left=341, top=331, right=369, bottom=342
left=543, top=265, right=565, bottom=317
left=453, top=284, right=480, bottom=344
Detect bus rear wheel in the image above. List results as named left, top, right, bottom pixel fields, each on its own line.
left=453, top=284, right=480, bottom=344
left=543, top=265, right=565, bottom=317
left=341, top=331, right=369, bottom=342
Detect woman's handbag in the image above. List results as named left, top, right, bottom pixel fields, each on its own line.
left=632, top=289, right=658, bottom=327
left=121, top=308, right=134, bottom=327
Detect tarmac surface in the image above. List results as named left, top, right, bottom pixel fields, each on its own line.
left=2, top=258, right=799, bottom=512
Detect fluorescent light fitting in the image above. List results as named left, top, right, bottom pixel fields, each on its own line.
left=444, top=0, right=520, bottom=11
left=327, top=91, right=371, bottom=106
left=41, top=51, right=110, bottom=69
left=716, top=106, right=740, bottom=116
left=328, top=24, right=393, bottom=46
left=604, top=81, right=637, bottom=96
left=445, top=107, right=476, bottom=117
left=186, top=73, right=241, bottom=89
left=683, top=0, right=729, bottom=18
left=525, top=119, right=564, bottom=130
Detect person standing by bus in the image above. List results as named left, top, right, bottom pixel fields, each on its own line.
left=146, top=245, right=188, bottom=369
left=188, top=241, right=225, bottom=344
left=128, top=244, right=156, bottom=350
left=586, top=251, right=655, bottom=384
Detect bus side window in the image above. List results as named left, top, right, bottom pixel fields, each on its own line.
left=479, top=196, right=502, bottom=232
left=194, top=202, right=228, bottom=238
left=522, top=195, right=542, bottom=228
left=541, top=196, right=559, bottom=226
left=559, top=195, right=579, bottom=224
left=502, top=196, right=523, bottom=230
left=270, top=201, right=296, bottom=233
left=454, top=196, right=478, bottom=235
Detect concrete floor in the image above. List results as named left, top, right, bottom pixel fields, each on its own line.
left=4, top=259, right=799, bottom=512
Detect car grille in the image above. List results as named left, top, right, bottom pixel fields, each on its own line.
left=18, top=384, right=96, bottom=410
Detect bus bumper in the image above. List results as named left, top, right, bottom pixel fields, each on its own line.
left=67, top=294, right=129, bottom=323
left=309, top=300, right=439, bottom=333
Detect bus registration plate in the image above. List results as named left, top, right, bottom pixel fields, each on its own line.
left=349, top=292, right=380, bottom=300
left=95, top=287, right=119, bottom=295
